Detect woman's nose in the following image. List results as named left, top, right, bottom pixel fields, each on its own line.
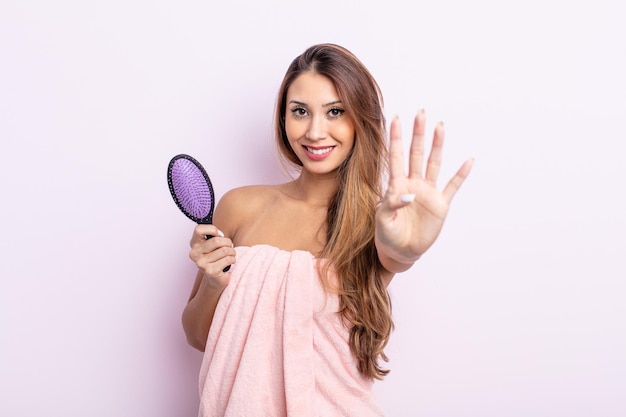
left=305, top=114, right=327, bottom=141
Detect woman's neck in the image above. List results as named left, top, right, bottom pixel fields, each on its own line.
left=287, top=170, right=339, bottom=206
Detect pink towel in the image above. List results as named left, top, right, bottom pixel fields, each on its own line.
left=198, top=244, right=384, bottom=417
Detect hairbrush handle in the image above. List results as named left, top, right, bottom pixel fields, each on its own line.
left=203, top=234, right=231, bottom=273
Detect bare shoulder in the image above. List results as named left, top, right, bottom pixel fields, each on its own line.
left=218, top=185, right=282, bottom=212
left=213, top=184, right=283, bottom=237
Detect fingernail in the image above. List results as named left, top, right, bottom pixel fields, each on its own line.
left=400, top=194, right=416, bottom=203
left=217, top=229, right=224, bottom=237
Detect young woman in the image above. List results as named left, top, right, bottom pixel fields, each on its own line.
left=182, top=43, right=473, bottom=416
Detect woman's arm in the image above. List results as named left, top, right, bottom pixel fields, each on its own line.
left=181, top=191, right=241, bottom=351
left=182, top=267, right=228, bottom=351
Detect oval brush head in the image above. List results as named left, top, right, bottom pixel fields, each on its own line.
left=167, top=154, right=215, bottom=224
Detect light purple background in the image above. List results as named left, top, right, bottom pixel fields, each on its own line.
left=1, top=1, right=625, bottom=416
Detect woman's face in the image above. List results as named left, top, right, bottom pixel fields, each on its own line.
left=284, top=72, right=355, bottom=177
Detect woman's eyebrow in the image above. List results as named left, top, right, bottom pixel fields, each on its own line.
left=288, top=99, right=343, bottom=107
left=323, top=100, right=343, bottom=107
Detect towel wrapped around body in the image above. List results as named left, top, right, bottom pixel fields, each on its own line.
left=198, top=244, right=384, bottom=417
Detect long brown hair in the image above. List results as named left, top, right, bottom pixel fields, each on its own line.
left=275, top=44, right=393, bottom=379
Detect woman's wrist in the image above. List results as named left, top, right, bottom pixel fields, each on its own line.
left=375, top=237, right=421, bottom=274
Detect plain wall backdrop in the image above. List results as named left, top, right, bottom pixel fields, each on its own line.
left=1, top=0, right=624, bottom=416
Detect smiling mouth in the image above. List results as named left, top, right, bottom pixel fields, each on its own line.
left=304, top=146, right=334, bottom=155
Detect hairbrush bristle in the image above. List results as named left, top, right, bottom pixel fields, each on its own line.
left=167, top=155, right=214, bottom=223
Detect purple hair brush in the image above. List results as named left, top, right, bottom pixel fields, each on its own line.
left=167, top=154, right=230, bottom=272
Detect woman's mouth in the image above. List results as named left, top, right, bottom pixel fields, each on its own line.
left=304, top=146, right=334, bottom=155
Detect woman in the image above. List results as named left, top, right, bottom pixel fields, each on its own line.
left=182, top=44, right=473, bottom=416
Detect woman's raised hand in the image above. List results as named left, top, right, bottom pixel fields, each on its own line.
left=375, top=110, right=474, bottom=267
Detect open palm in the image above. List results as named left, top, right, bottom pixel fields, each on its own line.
left=375, top=110, right=474, bottom=264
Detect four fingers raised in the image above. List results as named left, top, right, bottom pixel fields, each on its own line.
left=391, top=111, right=472, bottom=200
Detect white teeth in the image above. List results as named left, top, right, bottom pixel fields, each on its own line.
left=305, top=146, right=333, bottom=155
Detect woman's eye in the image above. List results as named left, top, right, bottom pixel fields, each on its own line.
left=290, top=107, right=308, bottom=118
left=328, top=108, right=345, bottom=118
